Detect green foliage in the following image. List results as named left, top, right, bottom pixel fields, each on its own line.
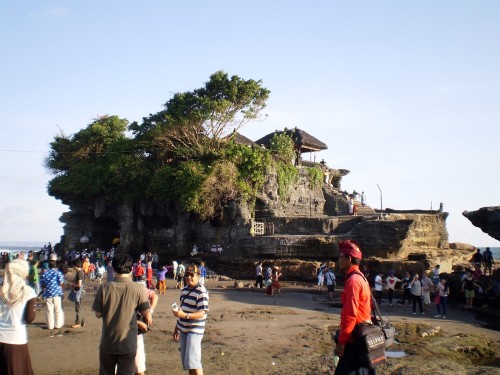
left=276, top=162, right=299, bottom=200
left=46, top=116, right=130, bottom=201
left=129, top=70, right=270, bottom=161
left=308, top=166, right=324, bottom=189
left=224, top=142, right=271, bottom=201
left=269, top=131, right=296, bottom=163
left=45, top=72, right=284, bottom=220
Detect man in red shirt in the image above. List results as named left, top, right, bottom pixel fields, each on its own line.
left=335, top=240, right=375, bottom=375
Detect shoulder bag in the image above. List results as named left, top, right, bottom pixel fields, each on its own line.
left=346, top=272, right=397, bottom=368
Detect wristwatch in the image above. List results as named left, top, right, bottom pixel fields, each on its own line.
left=185, top=313, right=190, bottom=319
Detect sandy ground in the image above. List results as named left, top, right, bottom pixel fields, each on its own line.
left=26, top=273, right=500, bottom=375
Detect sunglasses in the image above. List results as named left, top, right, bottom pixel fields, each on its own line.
left=185, top=273, right=198, bottom=278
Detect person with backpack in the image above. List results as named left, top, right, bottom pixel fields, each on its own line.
left=483, top=247, right=494, bottom=276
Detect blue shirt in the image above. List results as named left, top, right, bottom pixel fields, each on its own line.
left=41, top=268, right=64, bottom=298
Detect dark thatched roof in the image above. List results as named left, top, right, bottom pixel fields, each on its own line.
left=255, top=128, right=328, bottom=153
left=225, top=132, right=256, bottom=147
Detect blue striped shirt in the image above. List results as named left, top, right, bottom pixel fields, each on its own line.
left=176, top=284, right=209, bottom=335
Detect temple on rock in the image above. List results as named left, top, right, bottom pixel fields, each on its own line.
left=57, top=128, right=469, bottom=274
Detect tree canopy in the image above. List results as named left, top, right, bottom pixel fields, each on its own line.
left=46, top=72, right=313, bottom=220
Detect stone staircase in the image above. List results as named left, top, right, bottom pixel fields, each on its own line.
left=353, top=200, right=377, bottom=215
left=332, top=215, right=364, bottom=234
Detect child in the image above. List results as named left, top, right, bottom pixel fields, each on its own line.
left=156, top=266, right=168, bottom=294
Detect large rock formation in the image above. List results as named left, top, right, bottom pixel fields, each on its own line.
left=58, top=165, right=462, bottom=273
left=463, top=206, right=500, bottom=242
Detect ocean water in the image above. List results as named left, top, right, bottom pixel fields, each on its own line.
left=485, top=247, right=500, bottom=260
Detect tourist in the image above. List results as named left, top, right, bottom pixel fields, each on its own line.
left=374, top=272, right=384, bottom=305
left=410, top=274, right=424, bottom=314
left=385, top=271, right=401, bottom=307
left=434, top=278, right=450, bottom=319
left=399, top=271, right=413, bottom=307
left=264, top=265, right=273, bottom=296
left=105, top=259, right=115, bottom=282
left=461, top=269, right=477, bottom=309
left=40, top=254, right=65, bottom=330
left=92, top=253, right=152, bottom=375
left=483, top=247, right=494, bottom=276
left=71, top=259, right=85, bottom=328
left=27, top=258, right=40, bottom=297
left=472, top=263, right=483, bottom=280
left=255, top=261, right=264, bottom=289
left=96, top=261, right=105, bottom=284
left=146, top=261, right=154, bottom=289
left=135, top=283, right=158, bottom=375
left=88, top=262, right=96, bottom=281
left=82, top=256, right=90, bottom=281
left=152, top=252, right=159, bottom=271
left=172, top=264, right=209, bottom=375
left=172, top=260, right=178, bottom=281
left=0, top=259, right=37, bottom=375
left=176, top=261, right=186, bottom=289
left=134, top=259, right=145, bottom=282
left=271, top=266, right=282, bottom=297
left=361, top=191, right=366, bottom=206
left=317, top=263, right=326, bottom=292
left=199, top=262, right=207, bottom=287
left=324, top=266, right=336, bottom=300
left=348, top=197, right=354, bottom=216
left=421, top=272, right=434, bottom=312
left=432, top=265, right=440, bottom=286
left=472, top=249, right=483, bottom=269
left=156, top=266, right=168, bottom=294
left=334, top=240, right=374, bottom=375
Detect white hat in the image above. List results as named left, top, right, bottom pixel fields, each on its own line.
left=50, top=253, right=57, bottom=261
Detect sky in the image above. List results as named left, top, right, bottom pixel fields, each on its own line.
left=0, top=1, right=499, bottom=247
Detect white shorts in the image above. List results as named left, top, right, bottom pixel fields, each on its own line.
left=134, top=334, right=146, bottom=373
left=318, top=276, right=324, bottom=286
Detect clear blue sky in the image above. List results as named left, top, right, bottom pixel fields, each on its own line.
left=1, top=1, right=499, bottom=247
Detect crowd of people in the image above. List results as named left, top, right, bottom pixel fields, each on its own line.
left=0, top=241, right=497, bottom=375
left=0, top=248, right=211, bottom=375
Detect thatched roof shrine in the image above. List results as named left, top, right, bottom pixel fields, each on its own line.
left=255, top=128, right=328, bottom=153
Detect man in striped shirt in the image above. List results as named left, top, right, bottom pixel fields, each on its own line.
left=172, top=264, right=209, bottom=375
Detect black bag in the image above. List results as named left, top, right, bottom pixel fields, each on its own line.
left=353, top=322, right=387, bottom=368
left=347, top=271, right=396, bottom=349
left=68, top=289, right=83, bottom=302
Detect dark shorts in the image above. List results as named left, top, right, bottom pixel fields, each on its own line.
left=99, top=350, right=135, bottom=375
left=327, top=285, right=335, bottom=293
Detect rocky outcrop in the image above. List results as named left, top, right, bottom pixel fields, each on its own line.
left=463, top=207, right=500, bottom=242
left=58, top=166, right=455, bottom=268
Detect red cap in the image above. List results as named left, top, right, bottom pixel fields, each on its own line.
left=338, top=240, right=362, bottom=259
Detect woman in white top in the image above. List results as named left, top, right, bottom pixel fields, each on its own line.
left=410, top=274, right=424, bottom=314
left=0, top=259, right=37, bottom=375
